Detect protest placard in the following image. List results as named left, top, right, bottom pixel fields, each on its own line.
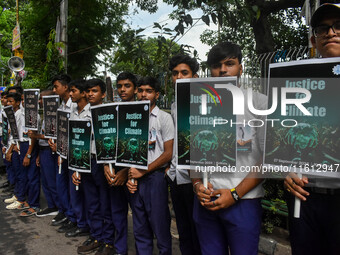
left=91, top=103, right=118, bottom=164
left=24, top=89, right=39, bottom=130
left=68, top=119, right=92, bottom=173
left=115, top=101, right=150, bottom=170
left=43, top=95, right=59, bottom=139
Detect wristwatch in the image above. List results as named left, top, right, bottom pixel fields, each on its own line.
left=26, top=154, right=32, bottom=159
left=230, top=188, right=240, bottom=202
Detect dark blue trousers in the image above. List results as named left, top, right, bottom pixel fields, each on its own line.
left=11, top=151, right=22, bottom=200
left=4, top=158, right=15, bottom=185
left=193, top=197, right=262, bottom=255
left=69, top=167, right=88, bottom=229
left=19, top=141, right=40, bottom=208
left=39, top=148, right=60, bottom=209
left=82, top=159, right=113, bottom=242
left=130, top=170, right=171, bottom=255
left=168, top=179, right=201, bottom=255
left=57, top=159, right=76, bottom=222
left=286, top=191, right=340, bottom=255
left=109, top=183, right=128, bottom=252
left=2, top=141, right=15, bottom=185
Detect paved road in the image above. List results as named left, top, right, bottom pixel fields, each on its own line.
left=0, top=174, right=181, bottom=255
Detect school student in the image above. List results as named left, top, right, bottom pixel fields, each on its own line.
left=3, top=92, right=21, bottom=207
left=5, top=92, right=40, bottom=214
left=284, top=4, right=340, bottom=254
left=167, top=54, right=201, bottom=255
left=50, top=74, right=78, bottom=230
left=72, top=79, right=115, bottom=255
left=192, top=42, right=265, bottom=255
left=127, top=76, right=174, bottom=255
left=1, top=91, right=16, bottom=194
left=18, top=91, right=40, bottom=217
left=60, top=79, right=90, bottom=237
left=103, top=71, right=138, bottom=255
left=30, top=90, right=60, bottom=217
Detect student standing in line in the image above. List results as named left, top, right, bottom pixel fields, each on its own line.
left=72, top=79, right=115, bottom=255
left=18, top=89, right=40, bottom=217
left=192, top=42, right=265, bottom=255
left=284, top=4, right=340, bottom=255
left=5, top=92, right=36, bottom=212
left=127, top=76, right=174, bottom=255
left=49, top=74, right=78, bottom=229
left=103, top=72, right=138, bottom=255
left=29, top=90, right=60, bottom=217
left=166, top=54, right=202, bottom=255
left=1, top=91, right=16, bottom=194
left=60, top=79, right=90, bottom=238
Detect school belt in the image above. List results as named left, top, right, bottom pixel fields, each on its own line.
left=149, top=167, right=166, bottom=174
left=156, top=167, right=166, bottom=172
left=39, top=146, right=50, bottom=150
left=305, top=187, right=340, bottom=195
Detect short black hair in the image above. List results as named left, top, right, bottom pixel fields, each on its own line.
left=7, top=85, right=23, bottom=95
left=6, top=92, right=22, bottom=102
left=137, top=76, right=160, bottom=92
left=207, top=41, right=242, bottom=67
left=117, top=72, right=137, bottom=88
left=1, top=90, right=9, bottom=97
left=68, top=79, right=87, bottom=93
left=52, top=74, right=72, bottom=86
left=169, top=54, right=199, bottom=74
left=86, top=78, right=106, bottom=94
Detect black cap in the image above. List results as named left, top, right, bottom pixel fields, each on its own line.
left=311, top=3, right=340, bottom=28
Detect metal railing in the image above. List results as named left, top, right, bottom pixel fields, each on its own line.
left=242, top=46, right=310, bottom=93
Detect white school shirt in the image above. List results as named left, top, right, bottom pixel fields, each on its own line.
left=148, top=106, right=175, bottom=167
left=167, top=103, right=191, bottom=184
left=70, top=103, right=95, bottom=154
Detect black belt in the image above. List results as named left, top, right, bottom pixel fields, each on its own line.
left=305, top=187, right=340, bottom=195
left=39, top=146, right=50, bottom=150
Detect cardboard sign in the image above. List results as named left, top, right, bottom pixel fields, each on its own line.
left=91, top=103, right=118, bottom=164
left=115, top=101, right=150, bottom=170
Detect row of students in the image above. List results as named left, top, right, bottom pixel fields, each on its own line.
left=1, top=42, right=263, bottom=255
left=2, top=4, right=337, bottom=252
left=68, top=75, right=175, bottom=254
left=2, top=86, right=41, bottom=217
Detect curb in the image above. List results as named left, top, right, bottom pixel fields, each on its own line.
left=259, top=232, right=291, bottom=255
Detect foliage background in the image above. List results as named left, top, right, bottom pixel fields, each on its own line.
left=1, top=0, right=313, bottom=91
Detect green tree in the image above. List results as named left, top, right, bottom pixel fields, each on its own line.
left=163, top=0, right=309, bottom=54
left=1, top=0, right=130, bottom=88
left=110, top=23, right=195, bottom=106
left=0, top=4, right=17, bottom=86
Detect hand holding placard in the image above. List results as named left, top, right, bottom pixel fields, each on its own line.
left=294, top=173, right=302, bottom=218
left=76, top=172, right=79, bottom=191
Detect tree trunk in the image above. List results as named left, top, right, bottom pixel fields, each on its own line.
left=251, top=13, right=275, bottom=54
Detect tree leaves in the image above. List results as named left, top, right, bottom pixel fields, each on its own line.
left=136, top=0, right=158, bottom=13
left=1, top=0, right=130, bottom=87
left=201, top=15, right=210, bottom=26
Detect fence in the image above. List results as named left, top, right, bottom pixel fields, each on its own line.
left=242, top=46, right=311, bottom=93
left=158, top=46, right=312, bottom=108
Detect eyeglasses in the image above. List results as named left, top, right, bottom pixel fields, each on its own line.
left=313, top=21, right=340, bottom=37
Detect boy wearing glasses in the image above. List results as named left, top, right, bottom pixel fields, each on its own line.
left=284, top=4, right=340, bottom=255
